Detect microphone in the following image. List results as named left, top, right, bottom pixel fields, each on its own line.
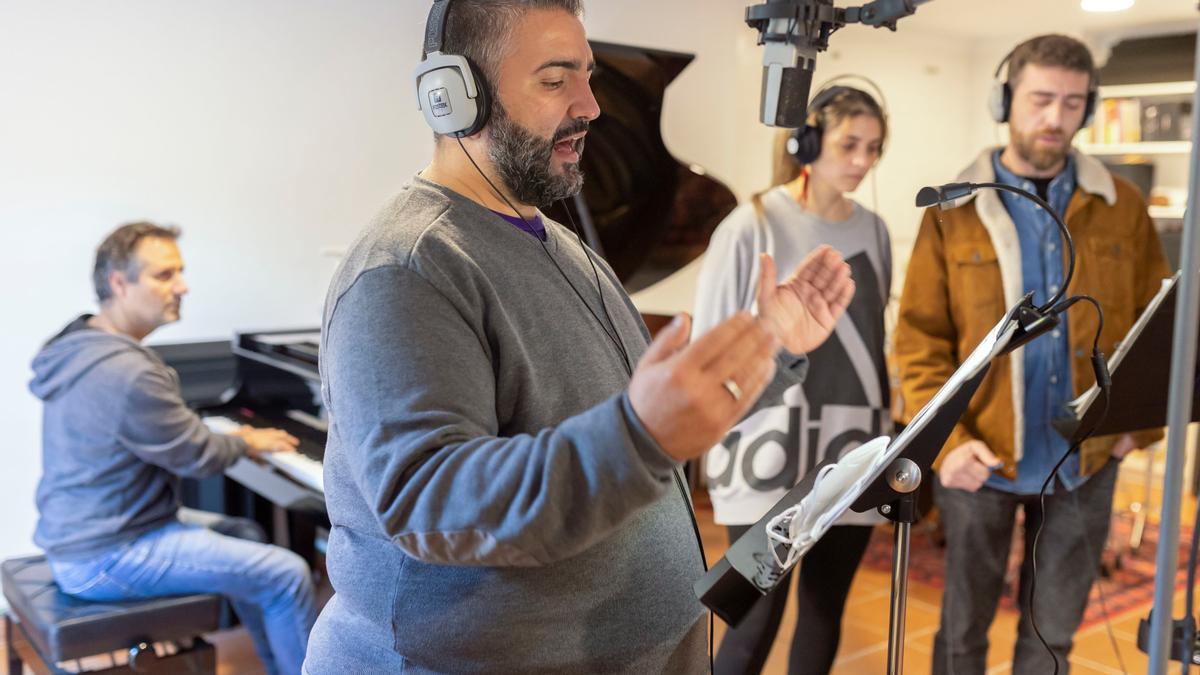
left=915, top=181, right=1076, bottom=313
left=914, top=182, right=974, bottom=208
left=915, top=180, right=1078, bottom=352
left=746, top=0, right=826, bottom=128
left=745, top=0, right=930, bottom=128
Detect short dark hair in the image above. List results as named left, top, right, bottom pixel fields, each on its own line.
left=427, top=0, right=583, bottom=132
left=93, top=222, right=181, bottom=303
left=1007, top=34, right=1096, bottom=91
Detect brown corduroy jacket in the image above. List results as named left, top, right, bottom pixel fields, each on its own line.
left=894, top=148, right=1172, bottom=479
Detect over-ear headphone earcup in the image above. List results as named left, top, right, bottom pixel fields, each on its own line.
left=465, top=63, right=491, bottom=136
left=788, top=124, right=823, bottom=166
left=987, top=80, right=1011, bottom=123
left=1083, top=89, right=1096, bottom=127
left=414, top=53, right=491, bottom=138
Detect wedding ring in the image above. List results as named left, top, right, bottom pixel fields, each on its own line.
left=722, top=378, right=743, bottom=402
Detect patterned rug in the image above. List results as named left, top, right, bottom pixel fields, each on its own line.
left=860, top=510, right=1195, bottom=629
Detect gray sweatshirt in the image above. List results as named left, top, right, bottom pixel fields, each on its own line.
left=29, top=316, right=247, bottom=560
left=694, top=188, right=892, bottom=527
left=306, top=177, right=714, bottom=674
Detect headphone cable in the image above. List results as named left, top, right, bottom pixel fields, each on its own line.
left=455, top=137, right=633, bottom=372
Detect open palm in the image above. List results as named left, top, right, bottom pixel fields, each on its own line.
left=756, top=246, right=855, bottom=354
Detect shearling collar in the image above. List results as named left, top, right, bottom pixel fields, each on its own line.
left=954, top=146, right=1117, bottom=206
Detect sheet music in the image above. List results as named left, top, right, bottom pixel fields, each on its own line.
left=1065, top=277, right=1176, bottom=417
left=767, top=309, right=1020, bottom=564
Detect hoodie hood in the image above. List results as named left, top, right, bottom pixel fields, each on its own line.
left=29, top=315, right=147, bottom=401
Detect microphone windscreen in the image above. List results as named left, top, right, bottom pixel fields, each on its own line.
left=915, top=186, right=941, bottom=208
left=761, top=63, right=815, bottom=128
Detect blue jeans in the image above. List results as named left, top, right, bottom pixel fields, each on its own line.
left=48, top=508, right=316, bottom=675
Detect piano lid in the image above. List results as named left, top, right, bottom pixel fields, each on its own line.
left=546, top=40, right=737, bottom=294
left=234, top=329, right=321, bottom=384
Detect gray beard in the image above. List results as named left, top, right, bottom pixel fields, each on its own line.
left=487, top=103, right=586, bottom=208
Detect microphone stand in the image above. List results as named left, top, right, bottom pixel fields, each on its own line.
left=744, top=0, right=932, bottom=127
left=1146, top=23, right=1200, bottom=674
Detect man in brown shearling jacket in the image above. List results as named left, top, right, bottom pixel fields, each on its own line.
left=894, top=34, right=1171, bottom=674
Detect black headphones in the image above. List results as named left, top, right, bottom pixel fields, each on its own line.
left=787, top=77, right=888, bottom=166
left=987, top=48, right=1097, bottom=126
left=414, top=0, right=492, bottom=137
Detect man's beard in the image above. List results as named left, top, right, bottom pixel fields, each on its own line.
left=1011, top=125, right=1070, bottom=172
left=488, top=101, right=588, bottom=208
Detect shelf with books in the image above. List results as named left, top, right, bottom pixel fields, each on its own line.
left=1081, top=80, right=1195, bottom=149
left=1149, top=204, right=1186, bottom=220
left=1076, top=140, right=1192, bottom=156
left=1075, top=80, right=1194, bottom=231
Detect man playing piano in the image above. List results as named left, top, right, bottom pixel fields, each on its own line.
left=306, top=1, right=858, bottom=672
left=30, top=222, right=318, bottom=675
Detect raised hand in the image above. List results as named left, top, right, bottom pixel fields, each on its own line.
left=628, top=312, right=779, bottom=462
left=755, top=246, right=855, bottom=354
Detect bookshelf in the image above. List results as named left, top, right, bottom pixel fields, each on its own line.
left=1074, top=79, right=1194, bottom=233
left=1078, top=140, right=1191, bottom=156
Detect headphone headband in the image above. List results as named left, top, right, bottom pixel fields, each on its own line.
left=415, top=0, right=491, bottom=137
left=988, top=43, right=1097, bottom=126
left=787, top=75, right=888, bottom=166
left=424, top=0, right=452, bottom=56
left=807, top=75, right=890, bottom=121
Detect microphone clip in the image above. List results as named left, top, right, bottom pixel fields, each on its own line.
left=1002, top=292, right=1061, bottom=355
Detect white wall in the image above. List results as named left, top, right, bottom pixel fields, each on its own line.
left=0, top=0, right=432, bottom=566
left=0, top=1, right=977, bottom=565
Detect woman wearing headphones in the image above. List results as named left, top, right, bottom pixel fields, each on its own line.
left=694, top=84, right=892, bottom=675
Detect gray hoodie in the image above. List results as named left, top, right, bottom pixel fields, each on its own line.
left=29, top=316, right=247, bottom=560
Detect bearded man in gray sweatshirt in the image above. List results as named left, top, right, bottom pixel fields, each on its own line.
left=30, top=222, right=317, bottom=675
left=303, top=1, right=857, bottom=673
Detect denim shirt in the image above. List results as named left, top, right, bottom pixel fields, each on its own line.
left=985, top=151, right=1082, bottom=495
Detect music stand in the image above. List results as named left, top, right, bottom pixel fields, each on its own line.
left=695, top=293, right=1055, bottom=675
left=1043, top=274, right=1200, bottom=664
left=1053, top=274, right=1199, bottom=444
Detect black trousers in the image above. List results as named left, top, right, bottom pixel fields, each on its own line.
left=714, top=524, right=873, bottom=675
left=931, top=459, right=1119, bottom=675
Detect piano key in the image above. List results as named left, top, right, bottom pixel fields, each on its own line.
left=262, top=451, right=324, bottom=494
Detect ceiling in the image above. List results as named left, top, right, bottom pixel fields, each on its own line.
left=892, top=0, right=1197, bottom=40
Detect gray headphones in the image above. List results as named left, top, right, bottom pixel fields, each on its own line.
left=414, top=0, right=492, bottom=137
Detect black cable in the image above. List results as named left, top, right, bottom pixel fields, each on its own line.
left=972, top=181, right=1076, bottom=312
left=1027, top=294, right=1108, bottom=675
left=1185, top=486, right=1200, bottom=664
left=1066, top=433, right=1130, bottom=675
left=559, top=180, right=715, bottom=675
left=455, top=137, right=633, bottom=371
left=557, top=202, right=636, bottom=375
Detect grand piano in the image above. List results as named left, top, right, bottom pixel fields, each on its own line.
left=168, top=40, right=737, bottom=565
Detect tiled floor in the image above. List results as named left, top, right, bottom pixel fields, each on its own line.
left=701, top=444, right=1197, bottom=674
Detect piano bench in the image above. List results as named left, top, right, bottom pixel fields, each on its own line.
left=2, top=555, right=221, bottom=674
